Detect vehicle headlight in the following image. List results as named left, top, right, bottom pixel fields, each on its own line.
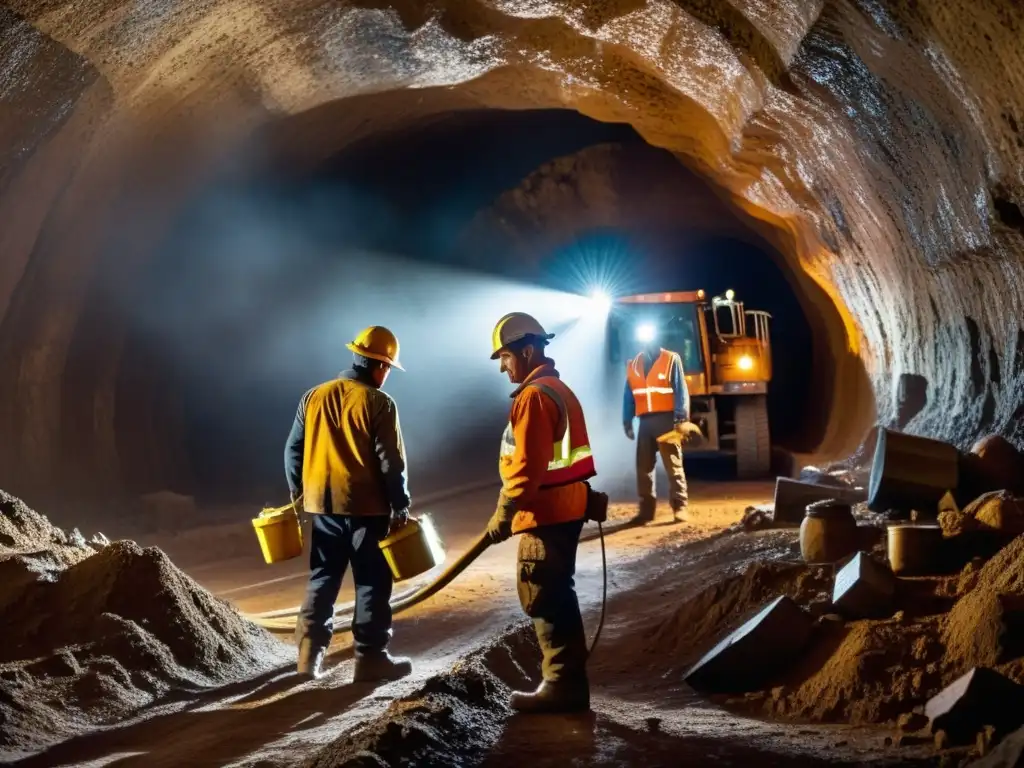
left=635, top=323, right=656, bottom=343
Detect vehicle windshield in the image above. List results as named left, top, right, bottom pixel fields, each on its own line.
left=611, top=303, right=703, bottom=374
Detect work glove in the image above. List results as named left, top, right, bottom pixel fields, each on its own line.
left=674, top=420, right=705, bottom=446
left=624, top=422, right=635, bottom=441
left=388, top=508, right=410, bottom=537
left=486, top=494, right=515, bottom=544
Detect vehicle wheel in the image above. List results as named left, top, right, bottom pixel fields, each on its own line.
left=735, top=395, right=770, bottom=479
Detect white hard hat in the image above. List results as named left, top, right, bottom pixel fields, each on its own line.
left=490, top=312, right=555, bottom=359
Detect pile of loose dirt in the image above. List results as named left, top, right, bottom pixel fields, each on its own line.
left=302, top=624, right=540, bottom=768
left=0, top=491, right=289, bottom=759
left=0, top=489, right=97, bottom=568
left=748, top=613, right=948, bottom=724
left=940, top=491, right=1024, bottom=539
left=649, top=532, right=1024, bottom=728
left=643, top=560, right=832, bottom=669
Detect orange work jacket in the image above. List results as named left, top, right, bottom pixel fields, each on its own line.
left=627, top=349, right=682, bottom=416
left=499, top=364, right=596, bottom=533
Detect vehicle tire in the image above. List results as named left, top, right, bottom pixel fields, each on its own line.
left=735, top=395, right=770, bottom=479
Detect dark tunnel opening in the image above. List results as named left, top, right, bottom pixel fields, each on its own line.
left=130, top=110, right=650, bottom=502
left=124, top=108, right=825, bottom=504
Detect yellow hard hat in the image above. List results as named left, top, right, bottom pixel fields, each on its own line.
left=347, top=326, right=404, bottom=371
left=490, top=312, right=555, bottom=359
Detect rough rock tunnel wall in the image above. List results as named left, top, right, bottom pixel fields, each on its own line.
left=0, top=0, right=1023, bottom=502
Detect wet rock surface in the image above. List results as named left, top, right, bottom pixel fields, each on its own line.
left=0, top=1, right=1023, bottom=498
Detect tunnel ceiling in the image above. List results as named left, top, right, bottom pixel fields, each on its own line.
left=1, top=0, right=1024, bottom=502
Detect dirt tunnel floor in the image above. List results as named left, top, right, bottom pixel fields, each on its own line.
left=10, top=483, right=944, bottom=767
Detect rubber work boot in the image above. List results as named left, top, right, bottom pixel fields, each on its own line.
left=353, top=651, right=413, bottom=683
left=626, top=501, right=656, bottom=527
left=297, top=637, right=328, bottom=679
left=510, top=679, right=590, bottom=714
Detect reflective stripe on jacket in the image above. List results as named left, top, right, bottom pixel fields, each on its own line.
left=499, top=364, right=595, bottom=533
left=627, top=349, right=682, bottom=416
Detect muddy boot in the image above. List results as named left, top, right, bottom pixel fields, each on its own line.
left=510, top=678, right=590, bottom=714
left=297, top=637, right=328, bottom=679
left=353, top=650, right=412, bottom=683
left=626, top=500, right=656, bottom=527
left=671, top=504, right=688, bottom=523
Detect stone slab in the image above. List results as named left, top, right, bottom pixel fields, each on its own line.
left=684, top=595, right=813, bottom=694
left=773, top=477, right=867, bottom=525
left=925, top=667, right=1024, bottom=745
left=832, top=551, right=896, bottom=619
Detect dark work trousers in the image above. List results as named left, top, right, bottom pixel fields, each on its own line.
left=516, top=519, right=588, bottom=684
left=296, top=514, right=393, bottom=655
left=636, top=411, right=688, bottom=515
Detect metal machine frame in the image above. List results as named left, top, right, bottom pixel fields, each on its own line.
left=610, top=289, right=773, bottom=477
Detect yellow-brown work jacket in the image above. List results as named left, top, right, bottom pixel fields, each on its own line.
left=287, top=369, right=410, bottom=517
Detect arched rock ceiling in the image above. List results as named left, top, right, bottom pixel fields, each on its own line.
left=1, top=0, right=1023, bottom=499
left=458, top=142, right=768, bottom=255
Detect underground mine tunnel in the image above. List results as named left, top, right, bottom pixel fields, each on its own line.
left=4, top=0, right=1024, bottom=766
left=13, top=107, right=834, bottom=512
left=130, top=108, right=825, bottom=506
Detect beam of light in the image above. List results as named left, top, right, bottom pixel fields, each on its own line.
left=589, top=289, right=612, bottom=315
left=130, top=204, right=613, bottom=498
left=130, top=181, right=655, bottom=503
left=542, top=232, right=640, bottom=301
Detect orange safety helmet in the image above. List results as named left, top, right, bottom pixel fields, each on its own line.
left=346, top=326, right=404, bottom=371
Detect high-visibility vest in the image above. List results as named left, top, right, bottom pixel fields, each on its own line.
left=499, top=376, right=596, bottom=488
left=627, top=349, right=681, bottom=416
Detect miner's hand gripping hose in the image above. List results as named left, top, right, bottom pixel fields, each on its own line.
left=244, top=494, right=609, bottom=657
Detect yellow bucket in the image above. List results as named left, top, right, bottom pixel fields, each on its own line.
left=379, top=515, right=446, bottom=582
left=252, top=504, right=304, bottom=564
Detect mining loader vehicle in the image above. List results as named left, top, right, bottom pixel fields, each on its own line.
left=608, top=289, right=773, bottom=478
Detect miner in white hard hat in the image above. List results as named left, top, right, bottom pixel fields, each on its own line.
left=487, top=312, right=598, bottom=713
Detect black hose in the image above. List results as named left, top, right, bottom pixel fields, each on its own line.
left=382, top=533, right=492, bottom=615
left=250, top=532, right=492, bottom=632
left=251, top=524, right=610, bottom=650
left=587, top=521, right=607, bottom=655
left=327, top=533, right=493, bottom=634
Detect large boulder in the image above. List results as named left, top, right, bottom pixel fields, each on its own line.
left=971, top=437, right=1024, bottom=497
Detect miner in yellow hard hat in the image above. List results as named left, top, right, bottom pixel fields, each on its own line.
left=487, top=311, right=600, bottom=714
left=284, top=325, right=412, bottom=682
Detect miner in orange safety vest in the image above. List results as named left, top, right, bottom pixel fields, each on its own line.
left=486, top=311, right=596, bottom=714
left=623, top=332, right=689, bottom=524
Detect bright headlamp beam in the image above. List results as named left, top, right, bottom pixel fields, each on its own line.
left=589, top=289, right=612, bottom=314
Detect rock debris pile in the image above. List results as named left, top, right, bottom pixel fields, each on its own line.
left=302, top=625, right=540, bottom=768
left=0, top=489, right=288, bottom=760
left=650, top=517, right=1024, bottom=762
